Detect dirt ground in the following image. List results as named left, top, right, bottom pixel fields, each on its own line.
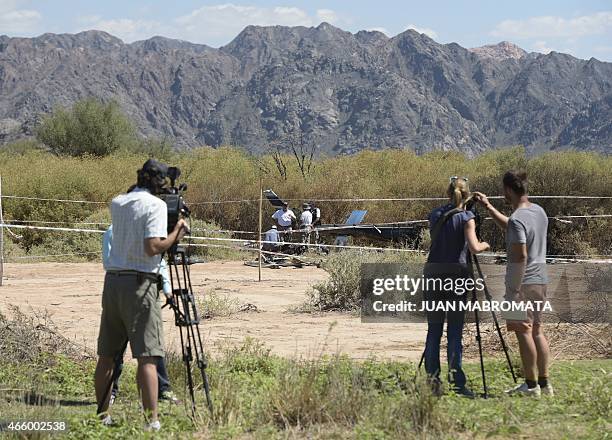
left=0, top=261, right=428, bottom=361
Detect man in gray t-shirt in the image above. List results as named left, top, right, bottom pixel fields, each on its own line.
left=474, top=170, right=553, bottom=398
left=506, top=203, right=548, bottom=287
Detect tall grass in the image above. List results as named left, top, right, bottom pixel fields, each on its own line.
left=0, top=146, right=610, bottom=257
left=0, top=307, right=610, bottom=438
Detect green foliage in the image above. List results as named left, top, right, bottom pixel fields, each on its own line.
left=36, top=98, right=135, bottom=156
left=1, top=319, right=609, bottom=439
left=306, top=250, right=424, bottom=311
left=0, top=138, right=44, bottom=155
left=0, top=146, right=610, bottom=260
left=122, top=136, right=176, bottom=162
left=197, top=289, right=241, bottom=318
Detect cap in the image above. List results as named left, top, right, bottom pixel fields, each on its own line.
left=302, top=203, right=311, bottom=209
left=141, top=159, right=168, bottom=178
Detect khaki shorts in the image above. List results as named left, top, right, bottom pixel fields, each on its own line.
left=506, top=284, right=547, bottom=333
left=97, top=272, right=164, bottom=358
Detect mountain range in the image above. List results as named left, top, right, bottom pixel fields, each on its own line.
left=1, top=23, right=611, bottom=155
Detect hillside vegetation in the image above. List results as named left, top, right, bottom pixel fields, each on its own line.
left=0, top=144, right=610, bottom=259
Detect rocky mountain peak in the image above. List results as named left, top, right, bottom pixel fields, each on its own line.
left=0, top=26, right=610, bottom=155
left=469, top=41, right=527, bottom=60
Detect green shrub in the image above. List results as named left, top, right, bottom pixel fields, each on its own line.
left=306, top=250, right=424, bottom=311
left=36, top=98, right=135, bottom=156
left=0, top=146, right=610, bottom=259
left=197, top=289, right=241, bottom=318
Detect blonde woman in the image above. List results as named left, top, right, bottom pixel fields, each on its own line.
left=423, top=176, right=489, bottom=397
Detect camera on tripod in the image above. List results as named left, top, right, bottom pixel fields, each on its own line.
left=157, top=166, right=191, bottom=233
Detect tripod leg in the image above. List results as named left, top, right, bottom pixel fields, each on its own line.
left=473, top=302, right=488, bottom=398
left=171, top=260, right=197, bottom=418
left=472, top=255, right=517, bottom=383
left=183, top=263, right=213, bottom=414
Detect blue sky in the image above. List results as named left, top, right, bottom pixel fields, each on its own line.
left=2, top=0, right=611, bottom=60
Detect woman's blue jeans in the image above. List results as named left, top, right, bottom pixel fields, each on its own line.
left=424, top=294, right=467, bottom=389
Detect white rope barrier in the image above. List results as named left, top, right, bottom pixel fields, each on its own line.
left=1, top=223, right=610, bottom=263
left=2, top=194, right=612, bottom=205
left=183, top=242, right=323, bottom=261
left=5, top=252, right=100, bottom=260
left=1, top=195, right=107, bottom=204
left=3, top=213, right=610, bottom=237
left=2, top=220, right=257, bottom=236
left=193, top=195, right=612, bottom=204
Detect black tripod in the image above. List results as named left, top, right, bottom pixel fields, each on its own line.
left=164, top=244, right=213, bottom=416
left=467, top=252, right=517, bottom=397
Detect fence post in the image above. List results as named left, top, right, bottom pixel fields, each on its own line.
left=0, top=175, right=4, bottom=286
left=258, top=179, right=263, bottom=282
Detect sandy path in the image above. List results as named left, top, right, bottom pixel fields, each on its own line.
left=0, top=262, right=427, bottom=361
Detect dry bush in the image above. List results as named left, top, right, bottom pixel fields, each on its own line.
left=1, top=145, right=610, bottom=258
left=196, top=289, right=241, bottom=319
left=305, top=250, right=424, bottom=311
left=0, top=305, right=91, bottom=364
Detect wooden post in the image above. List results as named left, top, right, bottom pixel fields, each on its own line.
left=0, top=175, right=4, bottom=287
left=258, top=179, right=263, bottom=282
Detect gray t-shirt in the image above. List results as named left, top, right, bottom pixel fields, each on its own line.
left=506, top=203, right=548, bottom=285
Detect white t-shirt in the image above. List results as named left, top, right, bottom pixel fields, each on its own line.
left=300, top=210, right=313, bottom=226
left=106, top=187, right=168, bottom=273
left=272, top=209, right=296, bottom=227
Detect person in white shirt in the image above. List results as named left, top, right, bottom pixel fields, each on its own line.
left=300, top=203, right=313, bottom=227
left=300, top=203, right=313, bottom=244
left=271, top=202, right=296, bottom=240
left=102, top=223, right=179, bottom=406
left=94, top=159, right=188, bottom=431
left=262, top=225, right=281, bottom=253
left=310, top=202, right=321, bottom=244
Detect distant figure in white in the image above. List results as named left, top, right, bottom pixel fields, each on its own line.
left=272, top=202, right=296, bottom=240
left=300, top=203, right=313, bottom=243
left=262, top=225, right=281, bottom=253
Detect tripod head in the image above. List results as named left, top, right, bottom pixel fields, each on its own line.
left=157, top=166, right=191, bottom=234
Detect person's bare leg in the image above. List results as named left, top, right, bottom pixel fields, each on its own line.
left=532, top=323, right=550, bottom=378
left=515, top=330, right=538, bottom=381
left=94, top=356, right=115, bottom=415
left=137, top=357, right=159, bottom=422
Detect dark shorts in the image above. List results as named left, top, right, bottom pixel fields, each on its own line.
left=97, top=272, right=164, bottom=358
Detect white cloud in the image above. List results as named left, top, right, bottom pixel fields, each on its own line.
left=405, top=24, right=437, bottom=39
left=532, top=40, right=554, bottom=54
left=77, top=15, right=162, bottom=42
left=173, top=4, right=317, bottom=43
left=0, top=0, right=42, bottom=34
left=77, top=4, right=342, bottom=45
left=492, top=11, right=612, bottom=39
left=316, top=9, right=338, bottom=25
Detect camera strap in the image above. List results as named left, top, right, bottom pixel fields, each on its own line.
left=429, top=207, right=463, bottom=246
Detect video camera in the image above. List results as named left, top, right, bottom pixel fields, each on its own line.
left=158, top=166, right=190, bottom=233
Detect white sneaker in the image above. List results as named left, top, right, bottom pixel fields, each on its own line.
left=100, top=415, right=113, bottom=426
left=540, top=384, right=554, bottom=397
left=145, top=420, right=161, bottom=432
left=506, top=382, right=541, bottom=397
